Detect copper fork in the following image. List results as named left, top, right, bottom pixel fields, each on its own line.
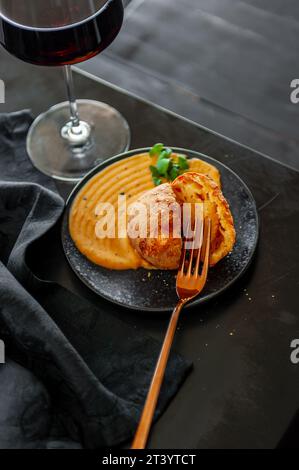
left=131, top=213, right=211, bottom=449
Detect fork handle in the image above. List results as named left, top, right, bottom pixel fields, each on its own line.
left=131, top=300, right=185, bottom=449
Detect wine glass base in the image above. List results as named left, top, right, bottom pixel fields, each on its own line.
left=26, top=100, right=131, bottom=182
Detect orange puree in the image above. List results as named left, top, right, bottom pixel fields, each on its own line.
left=69, top=152, right=220, bottom=270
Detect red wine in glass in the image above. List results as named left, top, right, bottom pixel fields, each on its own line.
left=0, top=0, right=124, bottom=65
left=0, top=0, right=130, bottom=181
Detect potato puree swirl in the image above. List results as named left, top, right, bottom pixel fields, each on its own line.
left=69, top=153, right=220, bottom=270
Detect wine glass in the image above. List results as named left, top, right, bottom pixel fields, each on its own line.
left=0, top=0, right=130, bottom=182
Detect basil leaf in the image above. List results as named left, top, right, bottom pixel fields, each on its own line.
left=163, top=147, right=172, bottom=158
left=169, top=164, right=181, bottom=181
left=150, top=165, right=160, bottom=178
left=157, top=158, right=171, bottom=176
left=178, top=155, right=189, bottom=170
left=150, top=143, right=164, bottom=157
left=153, top=176, right=162, bottom=186
left=149, top=145, right=189, bottom=184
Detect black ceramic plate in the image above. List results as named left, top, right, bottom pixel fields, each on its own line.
left=62, top=148, right=259, bottom=312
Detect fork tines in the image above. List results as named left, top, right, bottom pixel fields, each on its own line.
left=179, top=205, right=210, bottom=278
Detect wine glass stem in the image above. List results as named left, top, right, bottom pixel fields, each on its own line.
left=64, top=65, right=80, bottom=127
left=61, top=65, right=91, bottom=146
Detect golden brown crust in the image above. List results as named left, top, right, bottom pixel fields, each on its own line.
left=128, top=172, right=235, bottom=269
left=128, top=184, right=182, bottom=269
left=172, top=172, right=236, bottom=266
left=176, top=154, right=221, bottom=187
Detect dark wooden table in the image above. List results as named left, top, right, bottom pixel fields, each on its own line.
left=1, top=48, right=299, bottom=449
left=82, top=0, right=299, bottom=170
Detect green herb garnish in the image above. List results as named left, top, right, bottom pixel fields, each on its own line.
left=149, top=144, right=190, bottom=185
left=177, top=154, right=189, bottom=170
left=149, top=165, right=162, bottom=186
left=158, top=147, right=172, bottom=161
left=157, top=157, right=171, bottom=176
left=153, top=177, right=162, bottom=186
left=169, top=164, right=181, bottom=181
left=150, top=143, right=164, bottom=157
